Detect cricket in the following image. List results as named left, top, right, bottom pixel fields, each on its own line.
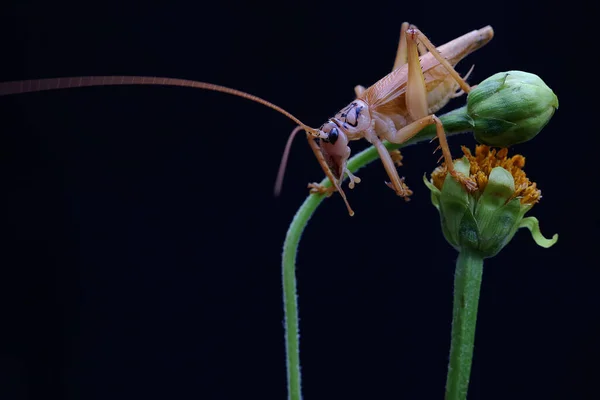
left=0, top=23, right=494, bottom=216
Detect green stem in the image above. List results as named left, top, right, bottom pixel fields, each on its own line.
left=445, top=248, right=484, bottom=400
left=281, top=106, right=473, bottom=400
left=282, top=195, right=323, bottom=400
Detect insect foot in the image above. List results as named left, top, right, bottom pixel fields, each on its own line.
left=385, top=178, right=413, bottom=201
left=346, top=170, right=362, bottom=189
left=307, top=182, right=335, bottom=197
left=389, top=149, right=404, bottom=167
left=450, top=170, right=478, bottom=193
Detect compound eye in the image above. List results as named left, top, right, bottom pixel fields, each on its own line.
left=328, top=127, right=339, bottom=144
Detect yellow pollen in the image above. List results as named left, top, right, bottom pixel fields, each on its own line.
left=431, top=145, right=541, bottom=204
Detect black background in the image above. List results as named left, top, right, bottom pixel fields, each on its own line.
left=1, top=2, right=597, bottom=400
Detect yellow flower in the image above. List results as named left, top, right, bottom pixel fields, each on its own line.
left=425, top=145, right=557, bottom=257
left=432, top=146, right=541, bottom=204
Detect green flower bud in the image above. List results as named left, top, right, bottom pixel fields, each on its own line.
left=467, top=71, right=558, bottom=147
left=424, top=145, right=557, bottom=258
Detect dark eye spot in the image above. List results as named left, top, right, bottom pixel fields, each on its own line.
left=356, top=106, right=363, bottom=118
left=328, top=127, right=339, bottom=144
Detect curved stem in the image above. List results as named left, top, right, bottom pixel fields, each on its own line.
left=280, top=106, right=472, bottom=400
left=282, top=195, right=323, bottom=400
left=445, top=249, right=484, bottom=400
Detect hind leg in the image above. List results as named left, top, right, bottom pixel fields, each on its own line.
left=382, top=27, right=477, bottom=191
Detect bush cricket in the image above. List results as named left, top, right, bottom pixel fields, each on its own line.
left=0, top=23, right=494, bottom=216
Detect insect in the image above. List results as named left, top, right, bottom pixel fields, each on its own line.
left=0, top=23, right=493, bottom=216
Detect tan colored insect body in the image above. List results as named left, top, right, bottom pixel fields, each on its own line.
left=0, top=23, right=494, bottom=216
left=306, top=24, right=494, bottom=215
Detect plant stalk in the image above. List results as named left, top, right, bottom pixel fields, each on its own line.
left=282, top=194, right=324, bottom=400
left=445, top=248, right=484, bottom=400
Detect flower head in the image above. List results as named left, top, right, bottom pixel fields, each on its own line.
left=425, top=145, right=557, bottom=257
left=432, top=146, right=541, bottom=205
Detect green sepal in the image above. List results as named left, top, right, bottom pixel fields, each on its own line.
left=479, top=198, right=522, bottom=258
left=519, top=216, right=559, bottom=248
left=423, top=174, right=441, bottom=210
left=458, top=210, right=480, bottom=251
left=423, top=174, right=458, bottom=250
left=438, top=158, right=471, bottom=247
left=474, top=167, right=515, bottom=219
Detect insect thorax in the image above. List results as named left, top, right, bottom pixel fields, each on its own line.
left=320, top=100, right=370, bottom=141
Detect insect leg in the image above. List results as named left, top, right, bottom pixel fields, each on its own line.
left=364, top=129, right=413, bottom=199
left=306, top=135, right=355, bottom=216
left=386, top=27, right=477, bottom=191
left=393, top=23, right=428, bottom=72
left=383, top=115, right=476, bottom=191
left=360, top=22, right=423, bottom=97
left=417, top=40, right=428, bottom=56
left=407, top=27, right=472, bottom=94
left=354, top=85, right=366, bottom=97
left=392, top=22, right=410, bottom=70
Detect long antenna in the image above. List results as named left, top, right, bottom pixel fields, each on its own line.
left=0, top=76, right=319, bottom=135
left=274, top=125, right=304, bottom=197
left=0, top=75, right=350, bottom=208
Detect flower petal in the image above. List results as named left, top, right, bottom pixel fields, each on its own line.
left=439, top=158, right=472, bottom=247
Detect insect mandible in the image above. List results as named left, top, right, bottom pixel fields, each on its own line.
left=0, top=23, right=494, bottom=216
